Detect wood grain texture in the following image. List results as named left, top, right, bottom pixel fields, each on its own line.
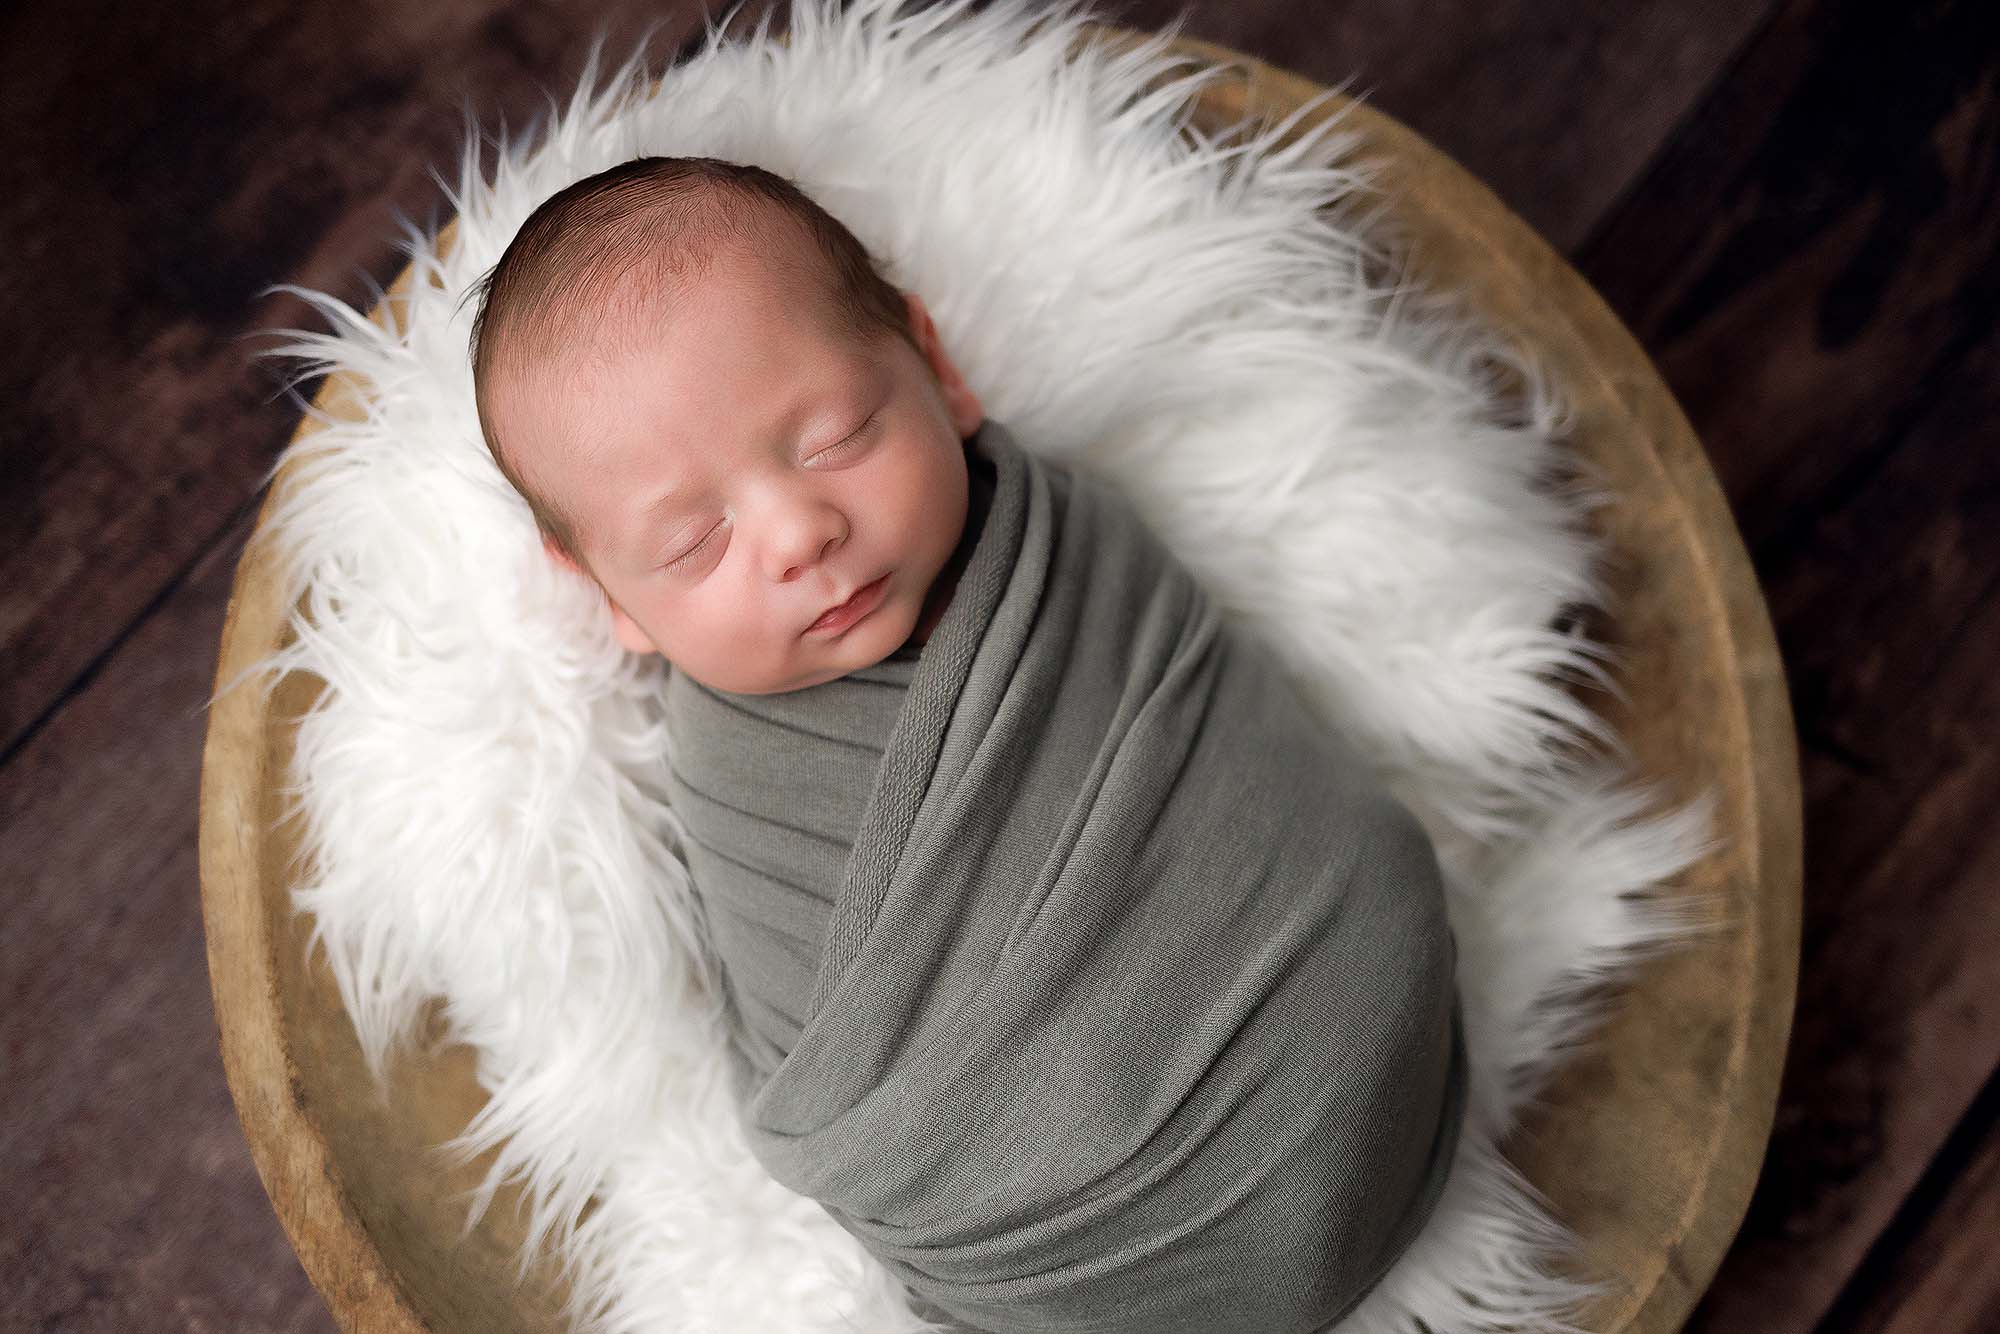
left=1816, top=1067, right=2000, bottom=1334
left=0, top=512, right=331, bottom=1332
left=1577, top=0, right=2000, bottom=564
left=1570, top=2, right=2000, bottom=1330
left=193, top=31, right=1800, bottom=1334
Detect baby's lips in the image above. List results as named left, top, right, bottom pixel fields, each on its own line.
left=804, top=572, right=888, bottom=635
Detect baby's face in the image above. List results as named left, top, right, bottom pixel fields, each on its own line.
left=491, top=236, right=983, bottom=694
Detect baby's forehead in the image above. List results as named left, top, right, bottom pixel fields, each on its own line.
left=497, top=248, right=865, bottom=436
left=540, top=214, right=828, bottom=361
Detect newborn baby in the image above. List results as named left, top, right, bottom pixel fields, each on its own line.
left=471, top=156, right=1466, bottom=1334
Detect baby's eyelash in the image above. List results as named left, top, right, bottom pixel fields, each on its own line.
left=817, top=412, right=879, bottom=459
left=665, top=521, right=723, bottom=571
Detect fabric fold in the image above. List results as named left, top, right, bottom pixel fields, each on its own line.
left=702, top=420, right=1466, bottom=1334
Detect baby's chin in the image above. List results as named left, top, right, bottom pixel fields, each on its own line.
left=795, top=592, right=918, bottom=684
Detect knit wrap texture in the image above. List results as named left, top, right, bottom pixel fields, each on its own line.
left=664, top=420, right=1468, bottom=1334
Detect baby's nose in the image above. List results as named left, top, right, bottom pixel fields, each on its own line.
left=778, top=532, right=843, bottom=583
left=765, top=498, right=845, bottom=575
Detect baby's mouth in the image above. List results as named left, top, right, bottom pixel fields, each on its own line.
left=805, top=573, right=890, bottom=636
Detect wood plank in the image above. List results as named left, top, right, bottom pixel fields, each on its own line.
left=1110, top=0, right=1777, bottom=254
left=0, top=0, right=724, bottom=760
left=1575, top=0, right=2000, bottom=564
left=1815, top=1067, right=2000, bottom=1334
left=1576, top=3, right=2000, bottom=1322
left=0, top=513, right=335, bottom=1331
left=1668, top=261, right=2000, bottom=1329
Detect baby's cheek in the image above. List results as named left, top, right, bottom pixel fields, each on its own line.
left=924, top=455, right=968, bottom=544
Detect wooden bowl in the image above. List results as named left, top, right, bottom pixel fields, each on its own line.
left=199, top=30, right=1802, bottom=1334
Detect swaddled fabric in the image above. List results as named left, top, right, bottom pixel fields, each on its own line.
left=663, top=420, right=1467, bottom=1334
left=663, top=438, right=995, bottom=1078
left=664, top=638, right=922, bottom=1075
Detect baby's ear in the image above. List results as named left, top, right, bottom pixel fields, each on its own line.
left=904, top=290, right=984, bottom=437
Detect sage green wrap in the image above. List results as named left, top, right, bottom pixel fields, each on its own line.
left=663, top=420, right=1467, bottom=1334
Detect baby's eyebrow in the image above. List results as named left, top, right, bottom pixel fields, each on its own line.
left=638, top=480, right=688, bottom=517
left=614, top=487, right=694, bottom=566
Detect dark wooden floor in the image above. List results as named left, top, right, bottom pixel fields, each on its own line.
left=3, top=0, right=1994, bottom=1329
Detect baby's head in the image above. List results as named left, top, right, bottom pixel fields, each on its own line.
left=469, top=156, right=983, bottom=695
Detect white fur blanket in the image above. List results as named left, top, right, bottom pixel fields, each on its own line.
left=252, top=1, right=1717, bottom=1330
